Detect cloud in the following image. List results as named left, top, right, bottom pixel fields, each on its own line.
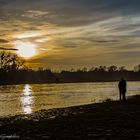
left=0, top=39, right=8, bottom=43
left=0, top=0, right=140, bottom=69
left=0, top=47, right=18, bottom=51
left=1, top=0, right=140, bottom=26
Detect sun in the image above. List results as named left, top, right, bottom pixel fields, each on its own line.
left=14, top=41, right=37, bottom=59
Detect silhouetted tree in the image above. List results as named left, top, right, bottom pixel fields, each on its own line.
left=119, top=66, right=127, bottom=71
left=82, top=67, right=88, bottom=72
left=134, top=64, right=140, bottom=72
left=98, top=66, right=107, bottom=72
left=108, top=65, right=117, bottom=72
left=89, top=67, right=95, bottom=72
left=0, top=51, right=25, bottom=72
left=70, top=68, right=75, bottom=72
left=38, top=67, right=44, bottom=71
left=0, top=52, right=140, bottom=84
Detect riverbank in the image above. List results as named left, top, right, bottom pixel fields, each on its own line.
left=0, top=95, right=140, bottom=140
left=1, top=80, right=140, bottom=86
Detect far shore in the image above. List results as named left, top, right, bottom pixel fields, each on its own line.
left=0, top=80, right=140, bottom=86
left=0, top=95, right=140, bottom=139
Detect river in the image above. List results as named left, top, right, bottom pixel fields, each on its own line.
left=0, top=82, right=140, bottom=117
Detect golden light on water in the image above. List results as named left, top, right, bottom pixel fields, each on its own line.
left=21, top=84, right=33, bottom=114
left=14, top=41, right=37, bottom=59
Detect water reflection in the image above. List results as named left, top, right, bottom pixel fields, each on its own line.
left=21, top=84, right=33, bottom=114
left=0, top=82, right=140, bottom=117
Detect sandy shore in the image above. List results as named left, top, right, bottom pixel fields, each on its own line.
left=0, top=95, right=140, bottom=140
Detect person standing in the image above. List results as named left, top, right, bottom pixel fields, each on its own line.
left=118, top=78, right=127, bottom=102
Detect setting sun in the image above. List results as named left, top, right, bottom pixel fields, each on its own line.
left=14, top=41, right=37, bottom=59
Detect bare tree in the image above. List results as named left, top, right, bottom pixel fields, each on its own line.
left=82, top=67, right=88, bottom=72
left=98, top=66, right=107, bottom=72
left=119, top=66, right=126, bottom=71
left=134, top=64, right=140, bottom=72
left=0, top=51, right=25, bottom=72
left=108, top=65, right=117, bottom=72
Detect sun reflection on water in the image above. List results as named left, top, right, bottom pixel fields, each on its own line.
left=21, top=84, right=33, bottom=114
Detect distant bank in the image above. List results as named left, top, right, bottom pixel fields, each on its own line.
left=0, top=70, right=140, bottom=85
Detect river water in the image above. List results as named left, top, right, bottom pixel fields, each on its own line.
left=0, top=82, right=140, bottom=117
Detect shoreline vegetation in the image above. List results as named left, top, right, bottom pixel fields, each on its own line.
left=1, top=51, right=140, bottom=85
left=1, top=65, right=140, bottom=85
left=1, top=71, right=140, bottom=86
left=0, top=95, right=140, bottom=139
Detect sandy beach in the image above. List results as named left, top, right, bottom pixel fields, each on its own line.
left=0, top=95, right=140, bottom=140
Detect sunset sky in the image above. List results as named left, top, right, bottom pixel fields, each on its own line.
left=0, top=0, right=140, bottom=70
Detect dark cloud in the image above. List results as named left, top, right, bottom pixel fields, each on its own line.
left=1, top=0, right=140, bottom=26
left=0, top=47, right=18, bottom=51
left=94, top=40, right=120, bottom=43
left=0, top=39, right=8, bottom=43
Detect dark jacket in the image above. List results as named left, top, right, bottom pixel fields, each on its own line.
left=118, top=79, right=126, bottom=94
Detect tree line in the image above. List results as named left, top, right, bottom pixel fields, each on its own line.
left=0, top=51, right=140, bottom=85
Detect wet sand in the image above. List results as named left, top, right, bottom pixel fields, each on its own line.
left=0, top=95, right=140, bottom=140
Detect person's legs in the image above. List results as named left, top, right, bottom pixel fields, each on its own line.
left=123, top=93, right=126, bottom=102
left=120, top=93, right=122, bottom=101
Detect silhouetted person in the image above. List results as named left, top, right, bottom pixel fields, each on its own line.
left=118, top=78, right=127, bottom=102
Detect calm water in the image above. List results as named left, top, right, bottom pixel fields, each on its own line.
left=0, top=82, right=140, bottom=117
